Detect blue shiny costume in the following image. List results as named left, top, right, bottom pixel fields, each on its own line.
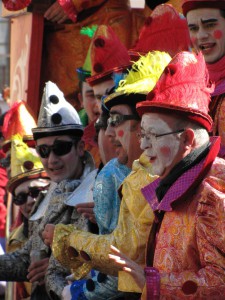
left=71, top=159, right=131, bottom=299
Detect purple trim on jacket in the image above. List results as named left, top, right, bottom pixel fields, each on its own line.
left=142, top=136, right=220, bottom=213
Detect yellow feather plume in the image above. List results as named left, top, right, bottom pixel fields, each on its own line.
left=116, top=51, right=171, bottom=94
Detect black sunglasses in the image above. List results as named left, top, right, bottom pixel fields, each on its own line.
left=13, top=186, right=48, bottom=206
left=108, top=113, right=139, bottom=128
left=36, top=140, right=76, bottom=159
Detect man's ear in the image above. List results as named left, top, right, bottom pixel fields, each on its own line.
left=182, top=128, right=195, bottom=150
left=77, top=140, right=85, bottom=157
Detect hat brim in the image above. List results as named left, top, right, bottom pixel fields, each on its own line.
left=104, top=91, right=147, bottom=110
left=86, top=64, right=131, bottom=87
left=7, top=169, right=49, bottom=193
left=182, top=1, right=225, bottom=16
left=136, top=101, right=212, bottom=131
left=32, top=125, right=84, bottom=140
left=76, top=67, right=91, bottom=82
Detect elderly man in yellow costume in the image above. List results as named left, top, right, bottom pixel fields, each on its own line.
left=43, top=51, right=171, bottom=298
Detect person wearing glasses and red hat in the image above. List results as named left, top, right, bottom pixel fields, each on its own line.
left=0, top=81, right=95, bottom=300
left=109, top=51, right=225, bottom=299
left=182, top=0, right=225, bottom=156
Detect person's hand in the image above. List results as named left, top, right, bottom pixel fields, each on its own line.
left=44, top=2, right=69, bottom=24
left=75, top=202, right=96, bottom=223
left=42, top=224, right=55, bottom=247
left=27, top=257, right=49, bottom=285
left=109, top=245, right=146, bottom=290
left=62, top=284, right=72, bottom=300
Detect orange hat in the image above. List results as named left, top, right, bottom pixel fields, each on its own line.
left=2, top=101, right=37, bottom=153
left=182, top=0, right=225, bottom=16
left=129, top=4, right=191, bottom=61
left=136, top=52, right=214, bottom=131
left=86, top=25, right=131, bottom=87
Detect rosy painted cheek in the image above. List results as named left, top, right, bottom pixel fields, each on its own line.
left=160, top=146, right=171, bottom=156
left=118, top=130, right=124, bottom=137
left=213, top=30, right=222, bottom=39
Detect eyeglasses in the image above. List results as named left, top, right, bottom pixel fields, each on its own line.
left=13, top=186, right=49, bottom=206
left=36, top=140, right=76, bottom=159
left=137, top=129, right=185, bottom=143
left=107, top=113, right=139, bottom=128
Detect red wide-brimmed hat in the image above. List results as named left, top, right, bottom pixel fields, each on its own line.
left=86, top=25, right=131, bottom=87
left=129, top=4, right=191, bottom=61
left=136, top=51, right=214, bottom=131
left=182, top=0, right=225, bottom=16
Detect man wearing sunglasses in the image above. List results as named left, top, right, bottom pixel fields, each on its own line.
left=0, top=81, right=95, bottom=300
left=5, top=134, right=50, bottom=299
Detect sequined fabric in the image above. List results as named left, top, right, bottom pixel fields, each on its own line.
left=52, top=153, right=157, bottom=292
left=94, top=158, right=130, bottom=235
left=0, top=154, right=95, bottom=299
left=141, top=137, right=225, bottom=299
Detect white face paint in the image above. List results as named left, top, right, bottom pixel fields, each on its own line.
left=140, top=113, right=183, bottom=177
left=105, top=104, right=141, bottom=168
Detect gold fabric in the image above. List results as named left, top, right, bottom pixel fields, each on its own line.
left=141, top=157, right=225, bottom=299
left=52, top=153, right=157, bottom=291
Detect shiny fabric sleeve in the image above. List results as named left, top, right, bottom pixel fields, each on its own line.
left=0, top=238, right=31, bottom=281
left=143, top=174, right=225, bottom=299
left=94, top=159, right=130, bottom=234
left=52, top=166, right=156, bottom=287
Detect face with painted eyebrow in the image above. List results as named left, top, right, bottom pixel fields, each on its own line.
left=105, top=104, right=141, bottom=168
left=187, top=8, right=225, bottom=63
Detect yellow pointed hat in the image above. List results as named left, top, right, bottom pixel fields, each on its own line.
left=7, top=134, right=49, bottom=193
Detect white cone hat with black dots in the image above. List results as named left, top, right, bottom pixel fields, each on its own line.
left=32, top=81, right=83, bottom=140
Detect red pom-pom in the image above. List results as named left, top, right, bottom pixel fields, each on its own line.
left=94, top=38, right=105, bottom=48
left=182, top=280, right=198, bottom=295
left=165, top=64, right=177, bottom=76
left=94, top=63, right=104, bottom=73
left=23, top=161, right=34, bottom=170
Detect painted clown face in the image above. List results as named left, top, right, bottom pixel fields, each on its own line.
left=140, top=113, right=185, bottom=178
left=105, top=104, right=141, bottom=168
left=187, top=8, right=225, bottom=63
